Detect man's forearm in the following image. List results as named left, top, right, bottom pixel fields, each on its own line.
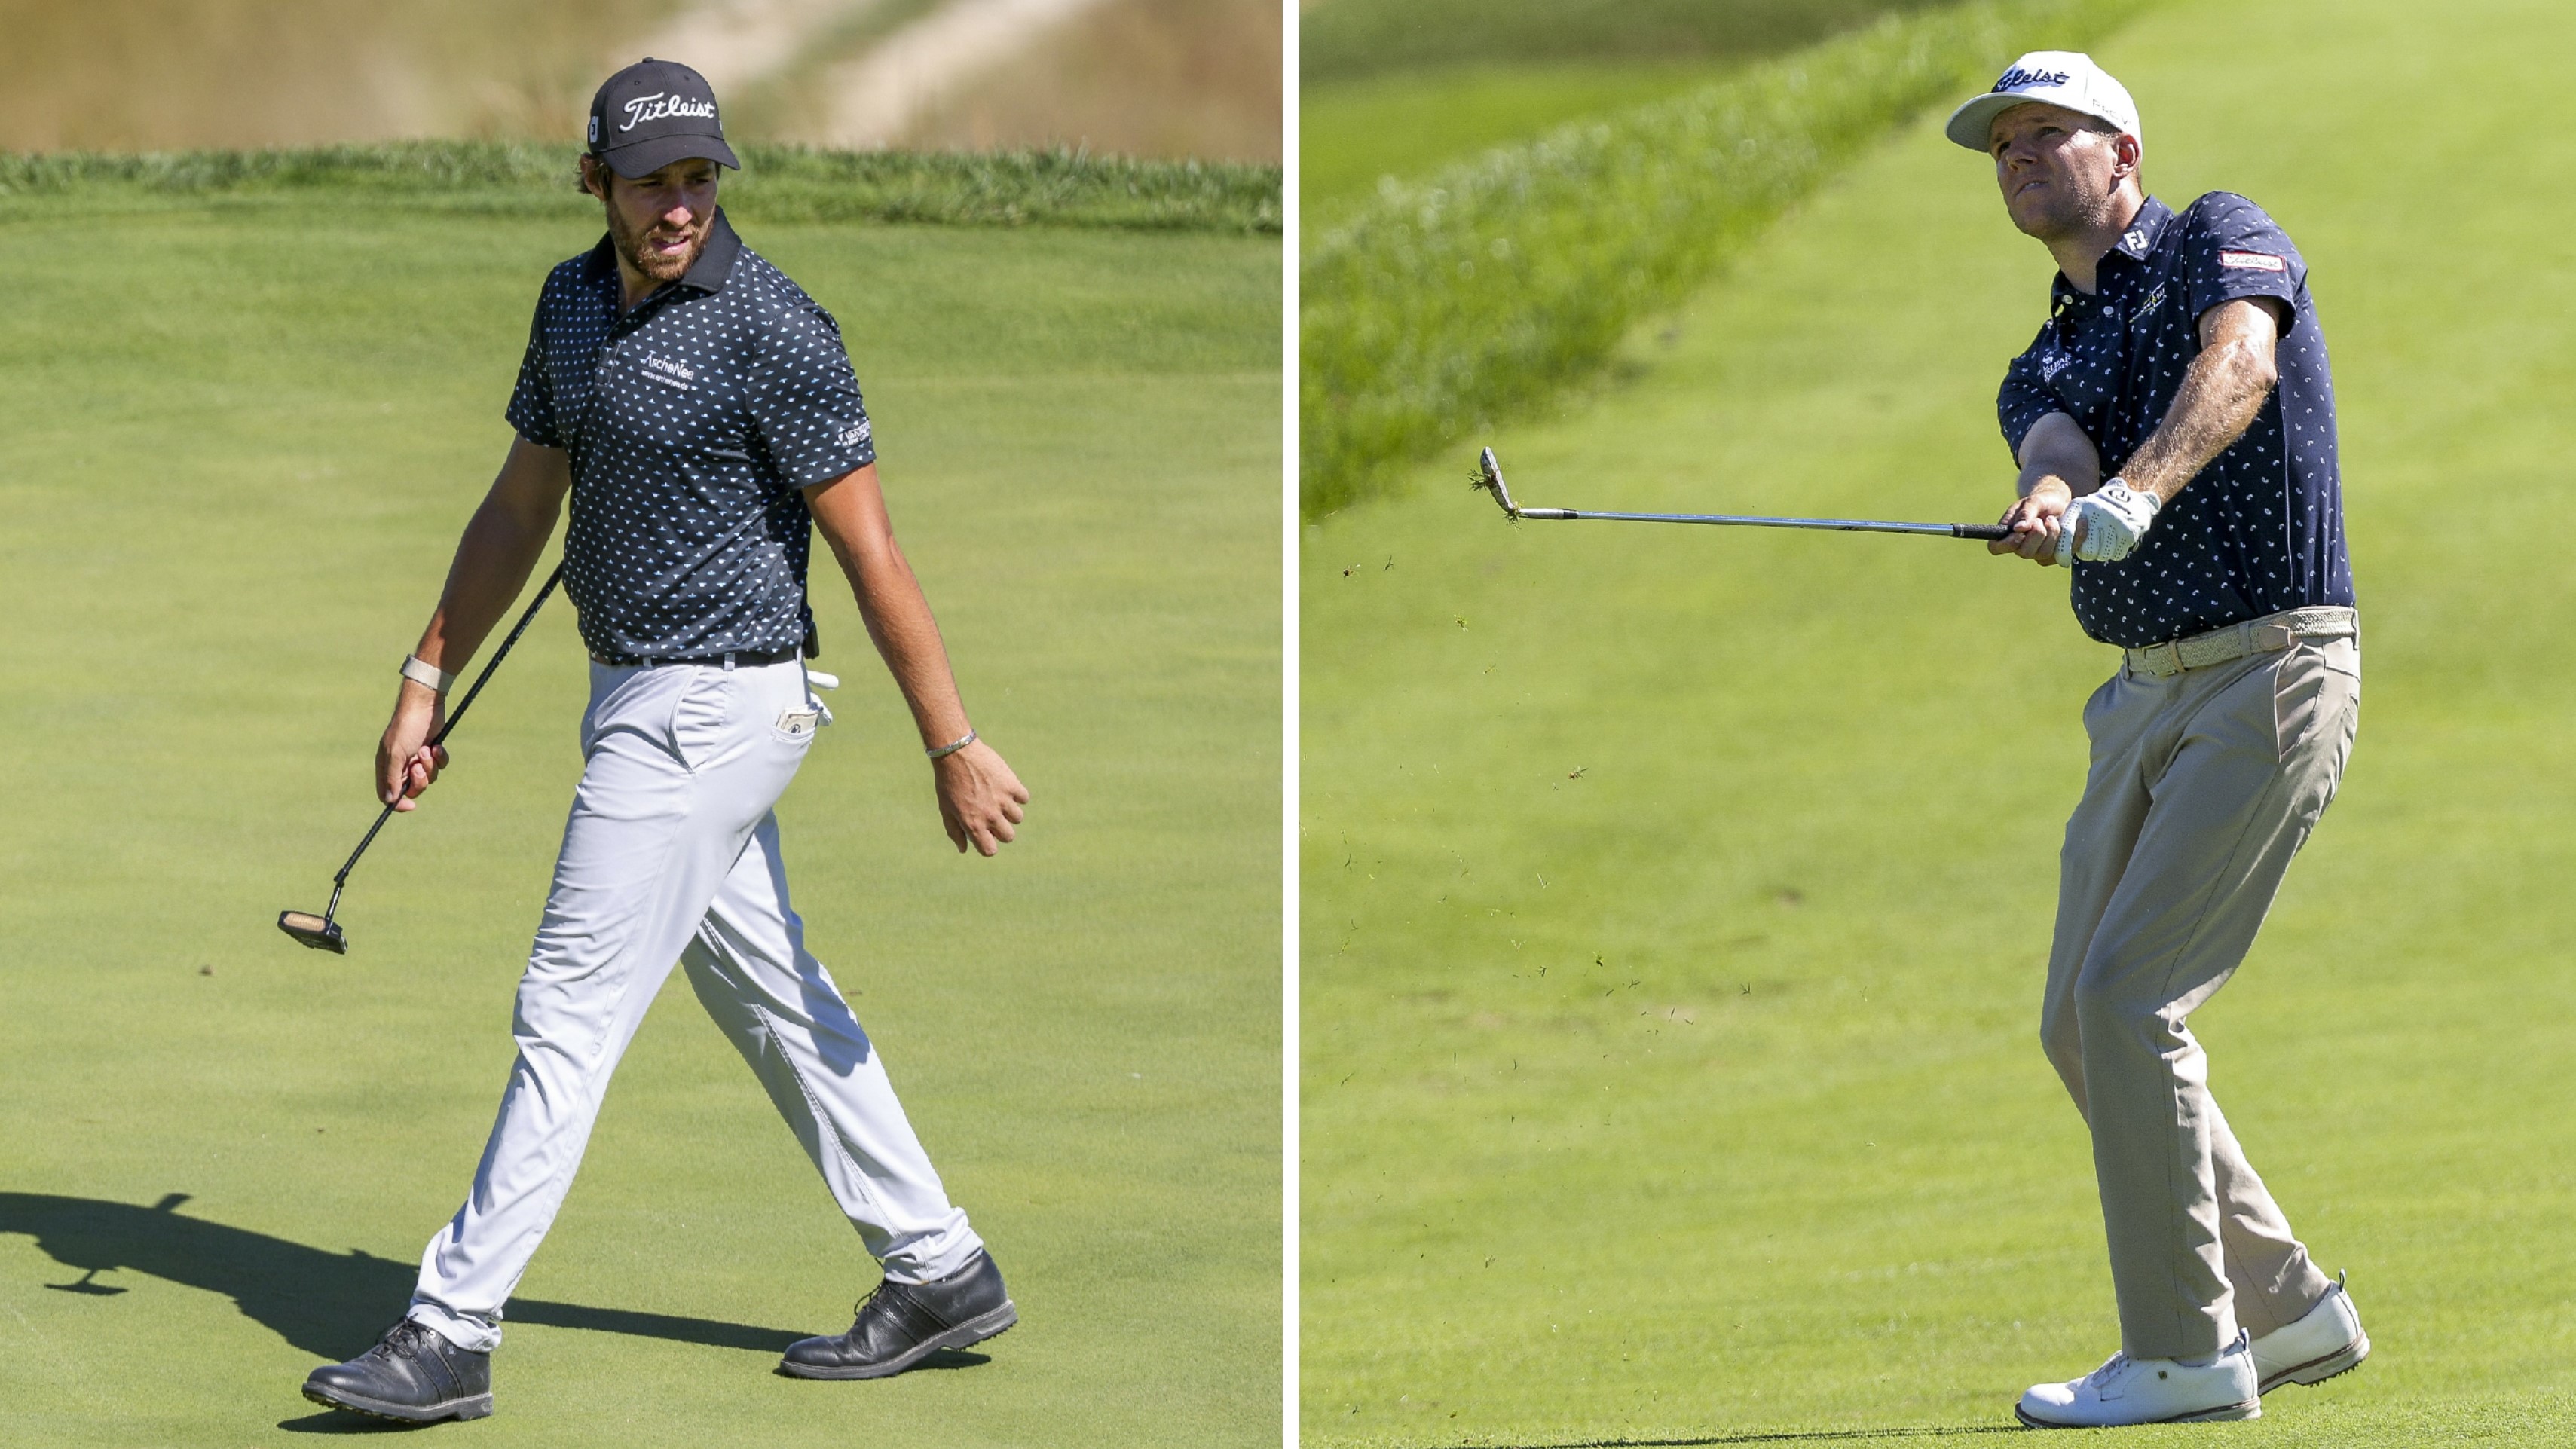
left=412, top=497, right=555, bottom=673
left=2117, top=315, right=2278, bottom=503
left=2018, top=411, right=2102, bottom=500
left=848, top=548, right=972, bottom=749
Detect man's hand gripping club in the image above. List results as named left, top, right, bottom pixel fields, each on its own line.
left=379, top=436, right=571, bottom=809
left=1993, top=297, right=2287, bottom=567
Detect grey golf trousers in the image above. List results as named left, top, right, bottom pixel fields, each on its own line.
left=2042, top=625, right=2358, bottom=1361
left=408, top=656, right=982, bottom=1353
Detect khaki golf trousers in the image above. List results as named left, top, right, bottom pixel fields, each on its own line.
left=2042, top=617, right=2358, bottom=1362
left=407, top=656, right=982, bottom=1353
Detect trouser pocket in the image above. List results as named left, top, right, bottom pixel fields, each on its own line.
left=670, top=668, right=738, bottom=772
left=2272, top=639, right=2360, bottom=763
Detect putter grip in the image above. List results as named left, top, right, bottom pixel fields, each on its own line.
left=1954, top=524, right=2013, bottom=541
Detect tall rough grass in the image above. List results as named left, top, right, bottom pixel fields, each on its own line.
left=1299, top=0, right=2146, bottom=518
left=0, top=141, right=1280, bottom=234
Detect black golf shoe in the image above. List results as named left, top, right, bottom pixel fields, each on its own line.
left=779, top=1249, right=1017, bottom=1380
left=302, top=1318, right=494, bottom=1423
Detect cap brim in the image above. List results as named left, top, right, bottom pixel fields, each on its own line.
left=598, top=132, right=740, bottom=177
left=1945, top=93, right=2030, bottom=151
left=1945, top=91, right=2134, bottom=152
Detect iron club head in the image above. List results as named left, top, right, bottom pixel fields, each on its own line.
left=277, top=910, right=347, bottom=954
left=1472, top=447, right=1520, bottom=520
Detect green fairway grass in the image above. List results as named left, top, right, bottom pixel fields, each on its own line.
left=0, top=196, right=1278, bottom=1443
left=1300, top=0, right=2576, bottom=1443
left=1302, top=0, right=1949, bottom=84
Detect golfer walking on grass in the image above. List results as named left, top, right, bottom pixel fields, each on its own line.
left=302, top=58, right=1029, bottom=1424
left=1951, top=53, right=2369, bottom=1427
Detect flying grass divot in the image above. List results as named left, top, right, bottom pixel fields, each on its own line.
left=1473, top=446, right=2012, bottom=540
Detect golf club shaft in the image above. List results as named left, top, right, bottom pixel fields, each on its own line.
left=328, top=564, right=564, bottom=889
left=1511, top=507, right=2009, bottom=540
left=1474, top=448, right=2010, bottom=540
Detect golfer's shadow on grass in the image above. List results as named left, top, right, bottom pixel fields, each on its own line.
left=0, top=1190, right=971, bottom=1373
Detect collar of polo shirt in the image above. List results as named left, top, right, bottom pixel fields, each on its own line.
left=2105, top=197, right=2172, bottom=262
left=583, top=207, right=745, bottom=298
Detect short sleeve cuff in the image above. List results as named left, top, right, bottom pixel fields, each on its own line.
left=505, top=407, right=559, bottom=451
left=782, top=439, right=877, bottom=488
left=1998, top=383, right=2060, bottom=458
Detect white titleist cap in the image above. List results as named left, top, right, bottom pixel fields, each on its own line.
left=1944, top=50, right=2140, bottom=151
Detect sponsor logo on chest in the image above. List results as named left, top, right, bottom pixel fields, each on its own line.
left=640, top=353, right=697, bottom=390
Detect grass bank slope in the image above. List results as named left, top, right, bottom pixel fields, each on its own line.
left=0, top=205, right=1277, bottom=1445
left=1300, top=0, right=2576, bottom=1442
left=1299, top=0, right=2140, bottom=519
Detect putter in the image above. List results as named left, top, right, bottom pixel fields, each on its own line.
left=278, top=564, right=565, bottom=954
left=1473, top=447, right=2012, bottom=540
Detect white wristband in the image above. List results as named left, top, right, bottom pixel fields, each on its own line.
left=401, top=655, right=456, bottom=693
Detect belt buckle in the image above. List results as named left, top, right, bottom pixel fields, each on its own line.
left=2135, top=641, right=2183, bottom=677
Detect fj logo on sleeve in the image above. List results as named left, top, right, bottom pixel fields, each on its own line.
left=2220, top=251, right=2287, bottom=272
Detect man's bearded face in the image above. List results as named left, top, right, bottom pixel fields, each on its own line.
left=592, top=157, right=720, bottom=283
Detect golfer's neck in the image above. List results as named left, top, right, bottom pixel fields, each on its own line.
left=2048, top=188, right=2146, bottom=295
left=616, top=259, right=659, bottom=313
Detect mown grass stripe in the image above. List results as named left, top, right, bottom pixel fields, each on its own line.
left=0, top=140, right=1280, bottom=234
left=1298, top=0, right=2149, bottom=518
left=1302, top=0, right=1951, bottom=84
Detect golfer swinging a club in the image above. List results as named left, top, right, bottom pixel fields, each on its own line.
left=1954, top=53, right=2369, bottom=1426
left=302, top=58, right=1029, bottom=1423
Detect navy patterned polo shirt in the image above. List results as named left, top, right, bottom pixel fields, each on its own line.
left=1996, top=193, right=2355, bottom=648
left=506, top=209, right=877, bottom=662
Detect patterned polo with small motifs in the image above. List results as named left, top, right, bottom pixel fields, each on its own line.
left=1997, top=192, right=2354, bottom=648
left=506, top=209, right=874, bottom=662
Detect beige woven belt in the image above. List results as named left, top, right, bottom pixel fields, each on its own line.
left=2124, top=606, right=2358, bottom=679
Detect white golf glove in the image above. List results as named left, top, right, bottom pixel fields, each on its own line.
left=2053, top=480, right=2160, bottom=564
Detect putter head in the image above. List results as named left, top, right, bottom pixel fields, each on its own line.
left=277, top=910, right=347, bottom=954
left=1472, top=447, right=1520, bottom=520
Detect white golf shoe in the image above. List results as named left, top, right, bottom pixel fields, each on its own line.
left=2251, top=1276, right=2369, bottom=1393
left=2015, top=1330, right=2260, bottom=1428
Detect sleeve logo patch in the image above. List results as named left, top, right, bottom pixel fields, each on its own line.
left=2219, top=250, right=2287, bottom=272
left=838, top=422, right=871, bottom=448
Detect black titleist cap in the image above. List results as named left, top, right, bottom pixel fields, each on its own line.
left=588, top=58, right=740, bottom=177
